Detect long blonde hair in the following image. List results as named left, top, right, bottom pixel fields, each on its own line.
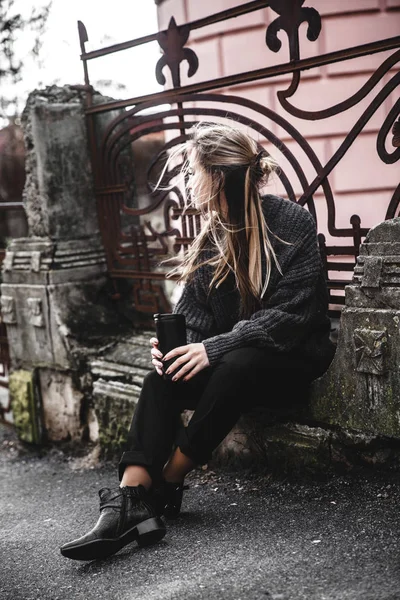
left=157, top=121, right=280, bottom=318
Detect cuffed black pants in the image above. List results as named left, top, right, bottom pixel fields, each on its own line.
left=118, top=346, right=322, bottom=482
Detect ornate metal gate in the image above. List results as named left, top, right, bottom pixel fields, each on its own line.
left=77, top=0, right=400, bottom=321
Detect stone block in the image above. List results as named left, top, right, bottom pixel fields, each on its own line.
left=38, top=369, right=84, bottom=442
left=29, top=102, right=98, bottom=240
left=1, top=236, right=126, bottom=370
left=309, top=309, right=400, bottom=436
left=211, top=419, right=332, bottom=474
left=92, top=380, right=139, bottom=458
left=309, top=217, right=400, bottom=438
left=2, top=282, right=58, bottom=368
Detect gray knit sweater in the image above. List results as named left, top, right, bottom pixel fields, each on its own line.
left=173, top=194, right=336, bottom=376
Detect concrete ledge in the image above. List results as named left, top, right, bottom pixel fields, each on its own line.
left=210, top=415, right=400, bottom=476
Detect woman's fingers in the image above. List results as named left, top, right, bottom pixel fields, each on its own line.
left=150, top=337, right=163, bottom=375
left=173, top=359, right=198, bottom=381
left=165, top=343, right=210, bottom=382
left=151, top=356, right=164, bottom=376
left=151, top=348, right=163, bottom=360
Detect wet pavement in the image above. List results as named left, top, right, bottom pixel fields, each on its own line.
left=1, top=421, right=400, bottom=600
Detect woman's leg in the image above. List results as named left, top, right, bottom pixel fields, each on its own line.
left=118, top=368, right=211, bottom=485
left=172, top=346, right=317, bottom=468
left=120, top=465, right=153, bottom=489
left=115, top=347, right=316, bottom=521
left=162, top=447, right=195, bottom=483
left=60, top=367, right=212, bottom=560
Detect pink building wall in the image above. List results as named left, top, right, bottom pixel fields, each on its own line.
left=155, top=0, right=400, bottom=291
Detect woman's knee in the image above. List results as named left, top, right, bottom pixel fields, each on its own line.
left=219, top=347, right=265, bottom=372
left=140, top=369, right=184, bottom=409
left=142, top=369, right=160, bottom=387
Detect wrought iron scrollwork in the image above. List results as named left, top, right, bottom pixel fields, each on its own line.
left=392, top=117, right=400, bottom=148
left=266, top=0, right=321, bottom=100
left=77, top=1, right=400, bottom=315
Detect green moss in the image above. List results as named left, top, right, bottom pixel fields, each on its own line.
left=309, top=374, right=355, bottom=427
left=377, top=383, right=400, bottom=435
left=95, top=395, right=134, bottom=458
left=9, top=370, right=42, bottom=444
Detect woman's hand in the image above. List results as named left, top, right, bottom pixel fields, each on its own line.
left=150, top=337, right=164, bottom=376
left=164, top=342, right=210, bottom=382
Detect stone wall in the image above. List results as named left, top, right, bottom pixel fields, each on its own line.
left=1, top=85, right=133, bottom=444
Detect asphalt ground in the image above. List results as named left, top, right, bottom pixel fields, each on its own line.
left=1, top=421, right=400, bottom=600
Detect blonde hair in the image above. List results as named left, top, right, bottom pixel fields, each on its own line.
left=156, top=121, right=280, bottom=318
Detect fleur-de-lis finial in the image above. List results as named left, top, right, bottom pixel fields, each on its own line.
left=266, top=0, right=321, bottom=61
left=156, top=17, right=199, bottom=88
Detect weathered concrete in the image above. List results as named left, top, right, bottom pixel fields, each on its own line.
left=89, top=332, right=153, bottom=456
left=309, top=218, right=400, bottom=437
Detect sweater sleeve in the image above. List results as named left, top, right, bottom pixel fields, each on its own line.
left=202, top=211, right=327, bottom=365
left=173, top=279, right=216, bottom=344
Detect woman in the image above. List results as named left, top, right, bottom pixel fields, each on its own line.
left=60, top=121, right=336, bottom=561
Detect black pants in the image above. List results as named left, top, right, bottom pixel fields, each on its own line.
left=118, top=347, right=321, bottom=482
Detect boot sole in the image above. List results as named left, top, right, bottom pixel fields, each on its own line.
left=60, top=517, right=166, bottom=561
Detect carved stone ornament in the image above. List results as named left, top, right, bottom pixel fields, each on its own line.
left=3, top=251, right=14, bottom=272
left=360, top=256, right=382, bottom=289
left=27, top=297, right=44, bottom=327
left=30, top=251, right=41, bottom=272
left=0, top=295, right=17, bottom=324
left=354, top=328, right=388, bottom=375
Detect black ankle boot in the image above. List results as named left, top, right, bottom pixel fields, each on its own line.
left=151, top=481, right=189, bottom=519
left=60, top=485, right=166, bottom=561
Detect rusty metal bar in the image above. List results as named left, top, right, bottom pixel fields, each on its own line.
left=110, top=269, right=180, bottom=280
left=0, top=203, right=24, bottom=209
left=80, top=1, right=270, bottom=61
left=83, top=35, right=400, bottom=115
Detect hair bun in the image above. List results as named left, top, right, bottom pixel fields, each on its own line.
left=251, top=150, right=264, bottom=167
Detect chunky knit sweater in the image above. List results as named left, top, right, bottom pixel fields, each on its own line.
left=173, top=194, right=336, bottom=376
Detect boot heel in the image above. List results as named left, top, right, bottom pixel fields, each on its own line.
left=136, top=516, right=166, bottom=547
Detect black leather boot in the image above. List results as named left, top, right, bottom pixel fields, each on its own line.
left=60, top=485, right=166, bottom=561
left=151, top=481, right=189, bottom=519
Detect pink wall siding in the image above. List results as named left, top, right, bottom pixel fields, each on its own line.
left=155, top=0, right=400, bottom=266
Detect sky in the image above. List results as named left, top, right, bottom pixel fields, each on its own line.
left=6, top=0, right=164, bottom=122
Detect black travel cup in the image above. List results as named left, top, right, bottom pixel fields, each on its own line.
left=153, top=313, right=187, bottom=380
